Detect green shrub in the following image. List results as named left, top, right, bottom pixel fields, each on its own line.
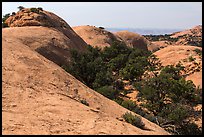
left=80, top=99, right=89, bottom=106
left=17, top=6, right=25, bottom=11
left=121, top=100, right=137, bottom=111
left=188, top=56, right=195, bottom=62
left=193, top=48, right=202, bottom=57
left=144, top=114, right=157, bottom=124
left=2, top=22, right=8, bottom=28
left=96, top=86, right=120, bottom=100
left=2, top=13, right=10, bottom=28
left=37, top=7, right=43, bottom=11
left=123, top=112, right=145, bottom=129
left=30, top=8, right=40, bottom=13
left=12, top=12, right=16, bottom=16
left=177, top=121, right=202, bottom=135
left=99, top=26, right=104, bottom=29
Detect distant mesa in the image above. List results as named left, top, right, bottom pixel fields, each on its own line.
left=4, top=8, right=88, bottom=66
left=115, top=31, right=149, bottom=51
left=72, top=25, right=124, bottom=49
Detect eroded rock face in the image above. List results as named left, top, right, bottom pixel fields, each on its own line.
left=6, top=8, right=68, bottom=28
left=115, top=31, right=149, bottom=51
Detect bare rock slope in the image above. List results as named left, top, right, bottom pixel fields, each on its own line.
left=2, top=27, right=169, bottom=135
left=72, top=25, right=123, bottom=49
left=115, top=31, right=149, bottom=50
left=170, top=25, right=202, bottom=46
left=2, top=8, right=169, bottom=135
left=5, top=8, right=88, bottom=66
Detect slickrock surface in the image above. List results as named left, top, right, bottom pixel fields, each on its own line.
left=2, top=29, right=169, bottom=135
left=115, top=31, right=149, bottom=50
left=72, top=25, right=123, bottom=49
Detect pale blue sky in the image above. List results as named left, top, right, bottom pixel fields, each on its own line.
left=2, top=2, right=202, bottom=29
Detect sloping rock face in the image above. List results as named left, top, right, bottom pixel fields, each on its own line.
left=170, top=25, right=202, bottom=46
left=72, top=25, right=124, bottom=49
left=154, top=45, right=202, bottom=88
left=5, top=8, right=88, bottom=66
left=2, top=28, right=169, bottom=135
left=171, top=25, right=202, bottom=39
left=115, top=31, right=149, bottom=50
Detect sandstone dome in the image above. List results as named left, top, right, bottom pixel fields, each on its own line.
left=72, top=25, right=123, bottom=49
left=4, top=8, right=88, bottom=66
left=115, top=31, right=149, bottom=51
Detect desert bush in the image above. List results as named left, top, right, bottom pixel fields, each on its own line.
left=30, top=8, right=40, bottom=13
left=99, top=26, right=104, bottom=29
left=96, top=86, right=120, bottom=100
left=144, top=113, right=157, bottom=124
left=193, top=48, right=202, bottom=57
left=37, top=7, right=43, bottom=11
left=17, top=6, right=25, bottom=11
left=2, top=13, right=10, bottom=28
left=176, top=121, right=202, bottom=135
left=121, top=100, right=137, bottom=111
left=80, top=99, right=89, bottom=106
left=188, top=56, right=195, bottom=62
left=123, top=112, right=145, bottom=129
left=12, top=12, right=16, bottom=16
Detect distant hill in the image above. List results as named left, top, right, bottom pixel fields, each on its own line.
left=115, top=31, right=149, bottom=50
left=72, top=25, right=123, bottom=49
left=107, top=28, right=183, bottom=35
left=145, top=25, right=202, bottom=52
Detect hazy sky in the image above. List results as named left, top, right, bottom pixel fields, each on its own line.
left=2, top=2, right=202, bottom=29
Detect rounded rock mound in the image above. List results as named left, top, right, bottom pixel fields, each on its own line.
left=72, top=25, right=123, bottom=49
left=4, top=8, right=88, bottom=66
left=115, top=31, right=149, bottom=51
left=6, top=8, right=70, bottom=28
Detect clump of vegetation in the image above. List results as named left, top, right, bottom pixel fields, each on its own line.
left=188, top=56, right=195, bottom=62
left=135, top=62, right=201, bottom=134
left=17, top=6, right=25, bottom=11
left=99, top=26, right=105, bottom=29
left=37, top=7, right=43, bottom=11
left=97, top=86, right=120, bottom=100
left=123, top=112, right=145, bottom=129
left=63, top=42, right=151, bottom=92
left=80, top=99, right=89, bottom=106
left=144, top=34, right=178, bottom=42
left=2, top=13, right=10, bottom=28
left=193, top=48, right=202, bottom=57
left=62, top=41, right=201, bottom=135
left=11, top=12, right=16, bottom=16
left=30, top=8, right=40, bottom=14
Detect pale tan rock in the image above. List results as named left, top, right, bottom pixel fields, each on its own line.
left=115, top=31, right=149, bottom=50
left=72, top=25, right=123, bottom=49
